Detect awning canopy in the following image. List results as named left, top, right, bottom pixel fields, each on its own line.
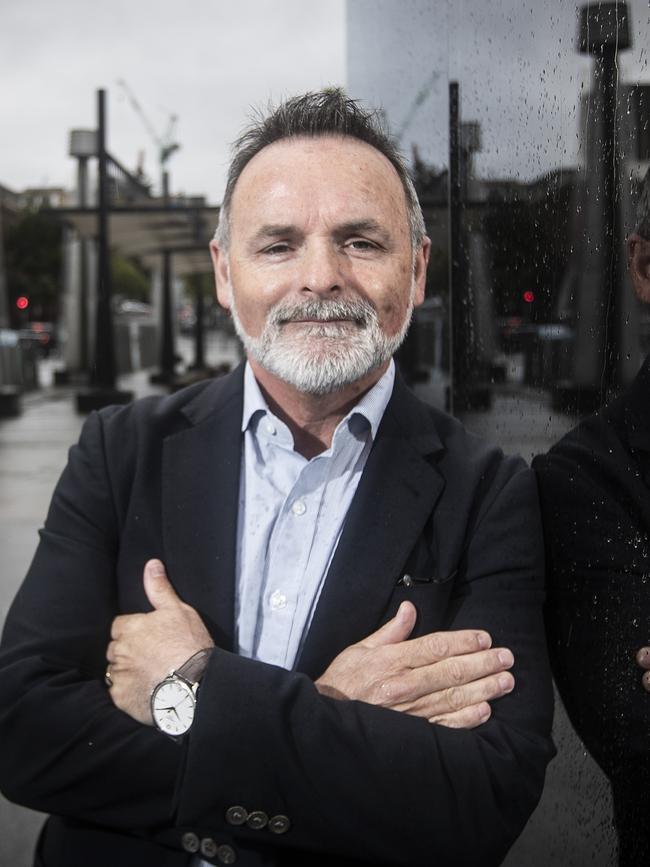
left=48, top=204, right=220, bottom=276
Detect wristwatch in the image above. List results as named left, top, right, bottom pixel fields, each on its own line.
left=151, top=648, right=213, bottom=737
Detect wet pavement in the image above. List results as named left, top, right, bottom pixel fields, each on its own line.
left=0, top=349, right=616, bottom=866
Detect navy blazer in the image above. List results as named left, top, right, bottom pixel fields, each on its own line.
left=534, top=356, right=650, bottom=866
left=0, top=366, right=554, bottom=867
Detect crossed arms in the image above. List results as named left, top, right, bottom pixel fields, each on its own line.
left=108, top=559, right=515, bottom=729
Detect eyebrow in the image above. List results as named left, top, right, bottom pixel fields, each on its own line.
left=250, top=223, right=297, bottom=245
left=252, top=224, right=296, bottom=242
left=332, top=220, right=390, bottom=242
left=250, top=220, right=391, bottom=245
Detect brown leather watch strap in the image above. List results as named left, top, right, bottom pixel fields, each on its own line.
left=175, top=648, right=213, bottom=684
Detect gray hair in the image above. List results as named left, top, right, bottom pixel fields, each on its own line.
left=214, top=88, right=426, bottom=251
left=635, top=167, right=650, bottom=239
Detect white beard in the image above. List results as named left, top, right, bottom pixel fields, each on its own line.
left=228, top=290, right=414, bottom=396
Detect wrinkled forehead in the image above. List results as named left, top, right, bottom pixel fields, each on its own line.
left=229, top=134, right=409, bottom=226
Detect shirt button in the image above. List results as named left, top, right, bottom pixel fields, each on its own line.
left=291, top=499, right=306, bottom=516
left=264, top=420, right=276, bottom=435
left=270, top=589, right=287, bottom=610
left=225, top=805, right=248, bottom=826
left=181, top=831, right=200, bottom=853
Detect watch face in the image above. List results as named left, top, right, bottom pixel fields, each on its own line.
left=152, top=679, right=196, bottom=736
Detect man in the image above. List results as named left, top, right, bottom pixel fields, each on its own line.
left=534, top=168, right=650, bottom=866
left=0, top=90, right=554, bottom=867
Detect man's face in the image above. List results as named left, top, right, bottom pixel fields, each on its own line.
left=628, top=232, right=650, bottom=305
left=211, top=135, right=429, bottom=395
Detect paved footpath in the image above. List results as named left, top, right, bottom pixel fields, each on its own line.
left=0, top=366, right=616, bottom=866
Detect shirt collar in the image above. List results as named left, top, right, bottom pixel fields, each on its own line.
left=241, top=363, right=272, bottom=433
left=241, top=361, right=395, bottom=442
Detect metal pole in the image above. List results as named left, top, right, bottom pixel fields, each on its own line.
left=160, top=249, right=175, bottom=379
left=151, top=169, right=177, bottom=383
left=92, top=88, right=116, bottom=388
left=448, top=81, right=462, bottom=414
left=193, top=285, right=206, bottom=370
left=0, top=197, right=9, bottom=329
left=77, top=156, right=89, bottom=372
left=599, top=46, right=621, bottom=401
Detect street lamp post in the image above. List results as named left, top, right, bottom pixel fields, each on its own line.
left=76, top=89, right=133, bottom=412
left=69, top=128, right=97, bottom=376
left=150, top=170, right=178, bottom=385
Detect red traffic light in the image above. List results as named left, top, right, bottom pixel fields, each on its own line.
left=522, top=290, right=535, bottom=304
left=16, top=296, right=29, bottom=310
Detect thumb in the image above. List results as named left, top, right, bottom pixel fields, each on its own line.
left=143, top=559, right=180, bottom=610
left=363, top=601, right=417, bottom=649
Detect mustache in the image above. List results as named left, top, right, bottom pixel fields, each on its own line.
left=268, top=298, right=377, bottom=327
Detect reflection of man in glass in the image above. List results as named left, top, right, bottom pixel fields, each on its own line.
left=0, top=90, right=554, bottom=867
left=534, top=167, right=650, bottom=867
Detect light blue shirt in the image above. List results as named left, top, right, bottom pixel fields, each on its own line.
left=235, top=361, right=395, bottom=670
left=196, top=363, right=395, bottom=866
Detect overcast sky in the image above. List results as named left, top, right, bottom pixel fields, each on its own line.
left=1, top=0, right=346, bottom=203
left=2, top=0, right=650, bottom=205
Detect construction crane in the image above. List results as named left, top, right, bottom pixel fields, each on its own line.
left=117, top=78, right=180, bottom=195
left=395, top=70, right=441, bottom=143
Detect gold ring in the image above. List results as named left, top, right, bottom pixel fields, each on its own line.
left=104, top=667, right=113, bottom=688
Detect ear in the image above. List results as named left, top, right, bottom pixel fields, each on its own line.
left=628, top=233, right=650, bottom=304
left=412, top=236, right=431, bottom=308
left=209, top=240, right=232, bottom=311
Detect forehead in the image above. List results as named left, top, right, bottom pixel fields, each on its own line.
left=228, top=135, right=409, bottom=231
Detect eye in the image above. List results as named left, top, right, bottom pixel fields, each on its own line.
left=263, top=242, right=292, bottom=255
left=345, top=238, right=379, bottom=251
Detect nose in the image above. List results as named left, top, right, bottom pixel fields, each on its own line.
left=299, top=242, right=343, bottom=296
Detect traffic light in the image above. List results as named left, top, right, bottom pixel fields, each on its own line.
left=522, top=290, right=535, bottom=304
left=15, top=296, right=29, bottom=311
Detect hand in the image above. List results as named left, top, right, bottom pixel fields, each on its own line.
left=106, top=559, right=214, bottom=725
left=636, top=646, right=650, bottom=690
left=315, top=602, right=514, bottom=729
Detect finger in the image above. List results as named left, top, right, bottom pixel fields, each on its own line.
left=636, top=647, right=650, bottom=669
left=429, top=702, right=492, bottom=729
left=110, top=615, right=127, bottom=639
left=393, top=628, right=493, bottom=669
left=110, top=613, right=145, bottom=638
left=386, top=651, right=514, bottom=710
left=362, top=602, right=417, bottom=649
left=425, top=647, right=514, bottom=695
left=394, top=669, right=515, bottom=717
left=143, top=559, right=180, bottom=610
left=105, top=640, right=130, bottom=665
left=643, top=670, right=650, bottom=693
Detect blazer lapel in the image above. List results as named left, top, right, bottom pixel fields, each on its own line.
left=622, top=355, right=650, bottom=528
left=626, top=356, right=650, bottom=456
left=162, top=367, right=244, bottom=651
left=297, top=380, right=446, bottom=679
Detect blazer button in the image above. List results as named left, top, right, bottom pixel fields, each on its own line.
left=181, top=831, right=200, bottom=853
left=268, top=814, right=291, bottom=834
left=200, top=837, right=218, bottom=859
left=217, top=843, right=237, bottom=864
left=225, top=805, right=248, bottom=826
left=246, top=810, right=268, bottom=830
